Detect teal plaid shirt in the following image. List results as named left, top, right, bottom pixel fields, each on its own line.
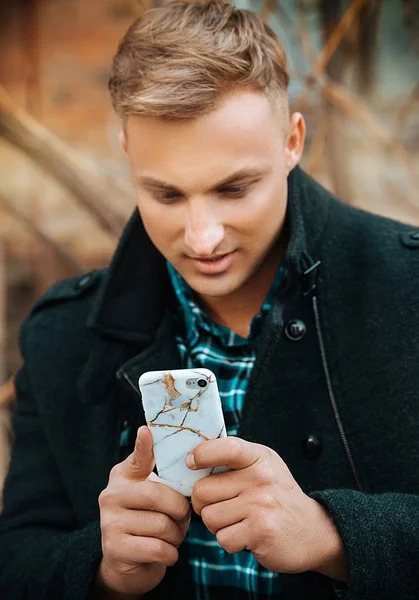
left=167, top=262, right=285, bottom=600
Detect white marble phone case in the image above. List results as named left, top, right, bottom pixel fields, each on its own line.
left=138, top=368, right=227, bottom=496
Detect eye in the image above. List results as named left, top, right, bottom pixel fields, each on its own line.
left=153, top=190, right=182, bottom=204
left=218, top=180, right=257, bottom=198
left=220, top=185, right=246, bottom=197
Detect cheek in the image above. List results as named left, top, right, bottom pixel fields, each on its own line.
left=137, top=199, right=180, bottom=247
left=229, top=185, right=286, bottom=237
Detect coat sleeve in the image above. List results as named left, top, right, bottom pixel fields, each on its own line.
left=310, top=488, right=419, bottom=600
left=0, top=317, right=185, bottom=600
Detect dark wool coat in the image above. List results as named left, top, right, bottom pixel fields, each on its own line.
left=1, top=166, right=419, bottom=600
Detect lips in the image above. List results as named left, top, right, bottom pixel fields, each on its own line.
left=188, top=251, right=236, bottom=275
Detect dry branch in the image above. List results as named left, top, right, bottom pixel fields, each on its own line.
left=294, top=0, right=372, bottom=113
left=0, top=378, right=14, bottom=410
left=313, top=0, right=370, bottom=79
left=296, top=1, right=361, bottom=200
left=0, top=86, right=125, bottom=238
left=291, top=0, right=418, bottom=205
left=295, top=0, right=366, bottom=192
left=0, top=192, right=84, bottom=274
left=319, top=80, right=419, bottom=200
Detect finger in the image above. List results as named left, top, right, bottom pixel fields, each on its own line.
left=119, top=510, right=187, bottom=547
left=187, top=437, right=262, bottom=472
left=118, top=426, right=155, bottom=482
left=200, top=498, right=246, bottom=535
left=148, top=472, right=192, bottom=533
left=118, top=535, right=179, bottom=567
left=216, top=522, right=248, bottom=555
left=119, top=479, right=191, bottom=524
left=191, top=469, right=246, bottom=514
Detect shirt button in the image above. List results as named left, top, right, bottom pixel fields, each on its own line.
left=302, top=435, right=322, bottom=459
left=400, top=231, right=419, bottom=248
left=75, top=273, right=95, bottom=290
left=284, top=319, right=307, bottom=341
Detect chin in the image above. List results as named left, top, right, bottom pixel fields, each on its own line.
left=184, top=273, right=243, bottom=298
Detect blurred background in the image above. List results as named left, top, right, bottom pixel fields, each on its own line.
left=0, top=0, right=418, bottom=406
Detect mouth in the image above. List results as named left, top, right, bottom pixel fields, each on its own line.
left=188, top=251, right=237, bottom=275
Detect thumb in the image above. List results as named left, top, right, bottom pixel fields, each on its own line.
left=121, top=426, right=155, bottom=482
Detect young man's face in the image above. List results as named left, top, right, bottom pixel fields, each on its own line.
left=124, top=89, right=305, bottom=300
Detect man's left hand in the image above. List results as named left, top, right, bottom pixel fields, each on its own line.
left=187, top=437, right=347, bottom=582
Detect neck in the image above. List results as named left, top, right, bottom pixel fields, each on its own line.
left=198, top=233, right=287, bottom=338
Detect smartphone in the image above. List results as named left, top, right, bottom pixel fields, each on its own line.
left=138, top=368, right=227, bottom=496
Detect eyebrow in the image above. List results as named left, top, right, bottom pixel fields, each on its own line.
left=136, top=167, right=266, bottom=195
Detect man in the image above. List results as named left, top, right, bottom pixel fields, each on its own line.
left=1, top=1, right=419, bottom=598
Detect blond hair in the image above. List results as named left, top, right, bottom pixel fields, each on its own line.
left=109, top=0, right=289, bottom=120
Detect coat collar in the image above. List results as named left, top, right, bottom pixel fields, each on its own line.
left=87, top=166, right=331, bottom=342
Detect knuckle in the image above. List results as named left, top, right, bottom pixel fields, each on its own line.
left=155, top=514, right=172, bottom=537
left=98, top=489, right=107, bottom=507
left=226, top=438, right=243, bottom=461
left=193, top=479, right=209, bottom=502
left=253, top=510, right=275, bottom=534
left=200, top=506, right=216, bottom=532
left=98, top=487, right=115, bottom=509
left=153, top=539, right=175, bottom=565
left=165, top=546, right=179, bottom=567
left=254, top=461, right=275, bottom=485
left=177, top=499, right=191, bottom=523
left=153, top=538, right=167, bottom=559
left=255, top=489, right=276, bottom=509
left=216, top=530, right=234, bottom=554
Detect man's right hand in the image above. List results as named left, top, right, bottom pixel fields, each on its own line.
left=96, top=426, right=191, bottom=597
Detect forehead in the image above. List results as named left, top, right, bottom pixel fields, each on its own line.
left=125, top=90, right=287, bottom=188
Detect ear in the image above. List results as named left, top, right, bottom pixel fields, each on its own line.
left=285, top=112, right=306, bottom=175
left=119, top=127, right=127, bottom=153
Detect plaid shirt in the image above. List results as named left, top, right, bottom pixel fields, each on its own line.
left=167, top=262, right=285, bottom=600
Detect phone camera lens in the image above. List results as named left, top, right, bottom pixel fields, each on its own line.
left=197, top=379, right=208, bottom=388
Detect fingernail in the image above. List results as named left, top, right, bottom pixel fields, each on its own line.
left=186, top=453, right=196, bottom=469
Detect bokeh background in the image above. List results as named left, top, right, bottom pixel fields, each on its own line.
left=0, top=0, right=418, bottom=394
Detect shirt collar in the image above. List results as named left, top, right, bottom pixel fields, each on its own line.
left=167, top=261, right=286, bottom=348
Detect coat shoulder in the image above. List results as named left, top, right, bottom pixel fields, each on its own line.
left=317, top=198, right=419, bottom=324
left=20, top=269, right=108, bottom=356
left=325, top=198, right=419, bottom=273
left=30, top=269, right=106, bottom=317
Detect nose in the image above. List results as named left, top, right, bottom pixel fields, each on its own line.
left=184, top=200, right=225, bottom=257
